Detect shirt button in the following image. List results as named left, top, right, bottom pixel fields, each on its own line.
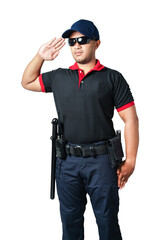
left=80, top=71, right=82, bottom=73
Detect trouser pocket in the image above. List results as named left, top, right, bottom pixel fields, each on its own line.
left=55, top=157, right=63, bottom=179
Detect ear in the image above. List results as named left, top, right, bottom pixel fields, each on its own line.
left=95, top=40, right=101, bottom=50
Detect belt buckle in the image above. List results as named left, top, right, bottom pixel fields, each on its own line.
left=74, top=145, right=82, bottom=157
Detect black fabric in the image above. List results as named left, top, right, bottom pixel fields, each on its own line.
left=41, top=67, right=134, bottom=144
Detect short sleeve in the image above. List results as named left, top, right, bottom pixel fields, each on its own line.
left=39, top=70, right=56, bottom=93
left=113, top=72, right=134, bottom=112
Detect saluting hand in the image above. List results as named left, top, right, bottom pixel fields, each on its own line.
left=38, top=37, right=66, bottom=61
left=117, top=160, right=135, bottom=189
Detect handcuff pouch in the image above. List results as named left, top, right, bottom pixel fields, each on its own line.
left=107, top=132, right=124, bottom=168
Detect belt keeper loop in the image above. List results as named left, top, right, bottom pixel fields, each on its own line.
left=90, top=146, right=95, bottom=157
left=66, top=144, right=70, bottom=156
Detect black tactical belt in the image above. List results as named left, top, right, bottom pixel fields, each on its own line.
left=65, top=143, right=108, bottom=158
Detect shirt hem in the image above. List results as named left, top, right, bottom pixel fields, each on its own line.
left=39, top=74, right=46, bottom=92
left=116, top=101, right=135, bottom=112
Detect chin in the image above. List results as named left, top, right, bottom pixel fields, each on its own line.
left=75, top=57, right=88, bottom=64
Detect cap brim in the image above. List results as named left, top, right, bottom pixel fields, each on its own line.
left=62, top=29, right=76, bottom=38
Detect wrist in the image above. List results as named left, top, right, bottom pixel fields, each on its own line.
left=125, top=158, right=136, bottom=166
left=36, top=52, right=45, bottom=62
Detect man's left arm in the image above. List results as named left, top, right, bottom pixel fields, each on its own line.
left=117, top=105, right=139, bottom=189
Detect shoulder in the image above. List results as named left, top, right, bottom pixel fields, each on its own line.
left=100, top=66, right=124, bottom=89
left=50, top=67, right=70, bottom=74
left=50, top=67, right=74, bottom=76
left=42, top=68, right=71, bottom=79
left=103, top=66, right=122, bottom=79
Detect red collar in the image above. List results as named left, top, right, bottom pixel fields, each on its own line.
left=69, top=59, right=105, bottom=72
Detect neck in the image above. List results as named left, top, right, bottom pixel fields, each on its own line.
left=77, top=59, right=97, bottom=75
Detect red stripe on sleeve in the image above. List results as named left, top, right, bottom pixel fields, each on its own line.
left=39, top=74, right=45, bottom=92
left=117, top=101, right=135, bottom=112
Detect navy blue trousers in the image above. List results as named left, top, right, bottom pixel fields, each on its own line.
left=55, top=140, right=122, bottom=240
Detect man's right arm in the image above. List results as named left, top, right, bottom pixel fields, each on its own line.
left=21, top=37, right=65, bottom=92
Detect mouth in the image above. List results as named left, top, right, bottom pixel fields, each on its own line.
left=75, top=52, right=83, bottom=56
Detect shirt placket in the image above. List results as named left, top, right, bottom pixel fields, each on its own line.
left=78, top=69, right=85, bottom=90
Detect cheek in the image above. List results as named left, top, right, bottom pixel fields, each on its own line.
left=84, top=44, right=95, bottom=54
left=87, top=47, right=94, bottom=56
left=82, top=46, right=91, bottom=56
left=70, top=48, right=74, bottom=56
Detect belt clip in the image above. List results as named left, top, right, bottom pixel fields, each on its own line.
left=90, top=145, right=95, bottom=158
left=74, top=145, right=82, bottom=157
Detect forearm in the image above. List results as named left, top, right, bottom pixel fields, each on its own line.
left=22, top=53, right=44, bottom=87
left=124, top=116, right=139, bottom=166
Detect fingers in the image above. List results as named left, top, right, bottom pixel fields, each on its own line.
left=51, top=37, right=65, bottom=48
left=47, top=37, right=56, bottom=45
left=117, top=161, right=135, bottom=189
left=118, top=173, right=128, bottom=189
left=46, top=37, right=65, bottom=60
left=117, top=167, right=120, bottom=176
left=47, top=37, right=65, bottom=49
left=117, top=161, right=128, bottom=189
left=55, top=41, right=66, bottom=51
left=48, top=37, right=66, bottom=54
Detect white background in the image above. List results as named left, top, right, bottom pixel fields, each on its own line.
left=0, top=0, right=160, bottom=239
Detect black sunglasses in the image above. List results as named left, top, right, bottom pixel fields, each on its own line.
left=68, top=36, right=96, bottom=46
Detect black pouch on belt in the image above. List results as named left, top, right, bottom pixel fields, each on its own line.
left=55, top=119, right=67, bottom=160
left=107, top=130, right=124, bottom=168
left=56, top=137, right=67, bottom=160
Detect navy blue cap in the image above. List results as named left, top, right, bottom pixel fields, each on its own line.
left=62, top=19, right=100, bottom=40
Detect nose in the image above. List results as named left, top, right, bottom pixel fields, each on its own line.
left=74, top=41, right=82, bottom=49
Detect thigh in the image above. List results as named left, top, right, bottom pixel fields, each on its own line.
left=83, top=153, right=119, bottom=215
left=82, top=154, right=121, bottom=238
left=55, top=156, right=87, bottom=211
left=84, top=153, right=118, bottom=188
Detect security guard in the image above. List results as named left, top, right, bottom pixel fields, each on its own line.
left=22, top=19, right=139, bottom=240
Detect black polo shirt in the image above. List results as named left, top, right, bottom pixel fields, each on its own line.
left=39, top=60, right=134, bottom=144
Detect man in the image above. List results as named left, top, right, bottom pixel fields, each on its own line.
left=22, top=19, right=139, bottom=240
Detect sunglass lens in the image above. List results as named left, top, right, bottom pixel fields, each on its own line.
left=78, top=37, right=91, bottom=45
left=77, top=37, right=86, bottom=45
left=68, top=39, right=75, bottom=46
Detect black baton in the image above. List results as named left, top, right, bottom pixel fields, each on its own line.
left=50, top=118, right=58, bottom=200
